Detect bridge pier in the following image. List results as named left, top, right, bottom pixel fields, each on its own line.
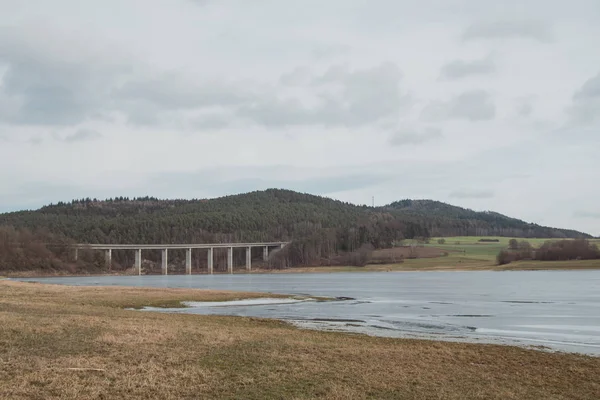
left=135, top=249, right=142, bottom=275
left=161, top=249, right=168, bottom=275
left=207, top=248, right=213, bottom=274
left=227, top=247, right=233, bottom=274
left=105, top=249, right=112, bottom=269
left=73, top=242, right=288, bottom=275
left=185, top=248, right=192, bottom=275
left=246, top=246, right=251, bottom=271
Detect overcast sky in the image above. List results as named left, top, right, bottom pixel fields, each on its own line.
left=0, top=0, right=599, bottom=235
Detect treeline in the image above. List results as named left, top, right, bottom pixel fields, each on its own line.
left=0, top=226, right=77, bottom=272
left=386, top=199, right=587, bottom=238
left=0, top=189, right=591, bottom=270
left=497, top=239, right=600, bottom=265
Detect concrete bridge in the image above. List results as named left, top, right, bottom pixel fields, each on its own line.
left=73, top=242, right=289, bottom=275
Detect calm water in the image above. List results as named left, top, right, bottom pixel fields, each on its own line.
left=17, top=271, right=600, bottom=355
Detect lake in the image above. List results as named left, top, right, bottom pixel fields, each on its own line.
left=16, top=270, right=600, bottom=355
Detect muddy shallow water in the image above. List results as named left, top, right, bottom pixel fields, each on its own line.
left=17, top=270, right=600, bottom=355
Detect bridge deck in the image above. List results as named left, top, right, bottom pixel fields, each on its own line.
left=74, top=242, right=288, bottom=250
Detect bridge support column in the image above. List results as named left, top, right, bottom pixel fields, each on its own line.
left=135, top=249, right=142, bottom=275
left=161, top=249, right=168, bottom=275
left=227, top=247, right=233, bottom=274
left=263, top=246, right=268, bottom=261
left=246, top=246, right=251, bottom=271
left=207, top=248, right=213, bottom=274
left=74, top=248, right=79, bottom=262
left=105, top=249, right=112, bottom=269
left=186, top=248, right=192, bottom=275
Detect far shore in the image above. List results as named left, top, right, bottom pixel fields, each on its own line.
left=4, top=258, right=600, bottom=279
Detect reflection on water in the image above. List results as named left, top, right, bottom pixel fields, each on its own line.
left=17, top=270, right=600, bottom=355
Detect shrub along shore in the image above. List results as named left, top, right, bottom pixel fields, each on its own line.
left=1, top=280, right=599, bottom=399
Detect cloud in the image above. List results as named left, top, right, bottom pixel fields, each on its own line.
left=449, top=189, right=494, bottom=199
left=574, top=210, right=600, bottom=219
left=148, top=166, right=394, bottom=198
left=567, top=71, right=600, bottom=126
left=63, top=129, right=102, bottom=143
left=574, top=72, right=600, bottom=100
left=311, top=43, right=351, bottom=60
left=462, top=20, right=554, bottom=43
left=389, top=127, right=442, bottom=146
left=279, top=66, right=313, bottom=86
left=421, top=90, right=496, bottom=122
left=239, top=62, right=410, bottom=127
left=0, top=0, right=599, bottom=236
left=186, top=113, right=232, bottom=130
left=515, top=102, right=533, bottom=118
left=0, top=26, right=128, bottom=126
left=187, top=0, right=211, bottom=5
left=439, top=56, right=495, bottom=80
left=114, top=75, right=250, bottom=112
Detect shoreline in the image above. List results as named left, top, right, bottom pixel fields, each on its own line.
left=1, top=280, right=599, bottom=399
left=5, top=258, right=600, bottom=278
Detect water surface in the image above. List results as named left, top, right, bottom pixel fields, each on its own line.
left=17, top=271, right=600, bottom=355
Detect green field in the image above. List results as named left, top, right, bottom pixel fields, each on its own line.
left=383, top=236, right=600, bottom=271
left=427, top=236, right=599, bottom=259
left=281, top=237, right=600, bottom=273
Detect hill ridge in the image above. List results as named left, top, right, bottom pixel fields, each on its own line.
left=0, top=189, right=590, bottom=270
left=0, top=188, right=589, bottom=240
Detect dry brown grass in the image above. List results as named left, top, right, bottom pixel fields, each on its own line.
left=269, top=259, right=600, bottom=274
left=1, top=280, right=599, bottom=399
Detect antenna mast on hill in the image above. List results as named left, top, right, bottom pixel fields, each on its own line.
left=372, top=196, right=374, bottom=207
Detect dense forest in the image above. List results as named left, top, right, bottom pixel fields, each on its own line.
left=0, top=189, right=591, bottom=272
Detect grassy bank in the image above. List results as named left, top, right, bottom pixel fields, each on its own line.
left=260, top=236, right=600, bottom=273
left=1, top=281, right=599, bottom=399
left=272, top=258, right=600, bottom=274
left=270, top=235, right=600, bottom=273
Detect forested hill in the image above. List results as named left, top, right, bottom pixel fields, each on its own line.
left=0, top=189, right=589, bottom=245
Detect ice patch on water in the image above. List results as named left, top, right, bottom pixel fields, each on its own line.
left=515, top=324, right=600, bottom=333
left=182, top=298, right=312, bottom=307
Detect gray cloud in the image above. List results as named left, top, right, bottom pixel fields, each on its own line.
left=187, top=113, right=232, bottom=130
left=239, top=62, right=410, bottom=127
left=574, top=210, right=600, bottom=219
left=515, top=102, right=533, bottom=118
left=0, top=27, right=128, bottom=126
left=148, top=166, right=393, bottom=198
left=449, top=189, right=494, bottom=199
left=63, top=129, right=102, bottom=143
left=389, top=127, right=442, bottom=146
left=311, top=43, right=351, bottom=60
left=1, top=0, right=599, bottom=236
left=568, top=72, right=600, bottom=125
left=28, top=136, right=44, bottom=146
left=279, top=66, right=313, bottom=86
left=421, top=90, right=496, bottom=122
left=114, top=75, right=249, bottom=111
left=462, top=20, right=554, bottom=43
left=0, top=26, right=247, bottom=130
left=0, top=181, right=80, bottom=213
left=574, top=72, right=600, bottom=100
left=439, top=56, right=495, bottom=80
